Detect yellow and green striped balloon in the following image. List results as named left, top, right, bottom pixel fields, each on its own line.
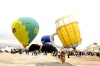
left=11, top=17, right=39, bottom=48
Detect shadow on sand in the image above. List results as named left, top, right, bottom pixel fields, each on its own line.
left=36, top=62, right=73, bottom=66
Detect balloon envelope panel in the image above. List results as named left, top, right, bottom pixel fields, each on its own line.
left=29, top=44, right=57, bottom=53
left=56, top=15, right=82, bottom=48
left=11, top=17, right=39, bottom=48
left=41, top=44, right=57, bottom=52
left=28, top=44, right=40, bottom=51
left=41, top=35, right=54, bottom=44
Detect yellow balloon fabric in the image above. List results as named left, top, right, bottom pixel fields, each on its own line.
left=11, top=17, right=39, bottom=48
left=11, top=19, right=29, bottom=47
left=55, top=15, right=82, bottom=48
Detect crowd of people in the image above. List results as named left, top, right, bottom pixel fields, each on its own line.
left=51, top=50, right=100, bottom=60
left=51, top=51, right=66, bottom=58
left=1, top=48, right=100, bottom=57
left=0, top=48, right=100, bottom=63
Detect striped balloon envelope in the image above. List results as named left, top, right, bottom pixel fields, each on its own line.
left=11, top=17, right=39, bottom=48
left=55, top=15, right=82, bottom=49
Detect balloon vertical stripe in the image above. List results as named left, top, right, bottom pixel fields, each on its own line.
left=55, top=15, right=82, bottom=48
left=11, top=17, right=39, bottom=48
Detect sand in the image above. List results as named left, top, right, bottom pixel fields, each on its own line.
left=0, top=52, right=100, bottom=66
left=0, top=52, right=60, bottom=66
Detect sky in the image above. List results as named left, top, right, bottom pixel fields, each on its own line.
left=0, top=0, right=100, bottom=49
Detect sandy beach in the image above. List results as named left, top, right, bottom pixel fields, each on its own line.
left=0, top=52, right=100, bottom=66
left=0, top=52, right=60, bottom=66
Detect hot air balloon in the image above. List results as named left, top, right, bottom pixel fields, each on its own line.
left=41, top=44, right=57, bottom=52
left=11, top=17, right=39, bottom=48
left=41, top=35, right=54, bottom=44
left=28, top=44, right=57, bottom=53
left=50, top=15, right=82, bottom=50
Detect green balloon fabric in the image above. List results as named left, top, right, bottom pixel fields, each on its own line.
left=11, top=17, right=39, bottom=48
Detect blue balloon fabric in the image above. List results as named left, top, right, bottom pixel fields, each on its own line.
left=41, top=35, right=54, bottom=44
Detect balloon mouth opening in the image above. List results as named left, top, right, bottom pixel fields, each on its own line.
left=23, top=45, right=28, bottom=48
left=39, top=45, right=42, bottom=51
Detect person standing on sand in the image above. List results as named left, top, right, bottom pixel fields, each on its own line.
left=32, top=51, right=34, bottom=56
left=25, top=49, right=28, bottom=55
left=58, top=52, right=61, bottom=59
left=60, top=51, right=66, bottom=63
left=68, top=51, right=70, bottom=58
